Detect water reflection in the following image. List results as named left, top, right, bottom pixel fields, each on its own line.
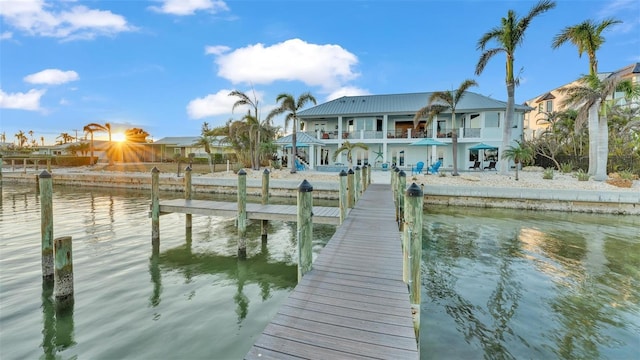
left=422, top=206, right=640, bottom=359
left=41, top=281, right=76, bottom=359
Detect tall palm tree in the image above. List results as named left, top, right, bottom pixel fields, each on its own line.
left=230, top=89, right=262, bottom=170
left=83, top=123, right=107, bottom=165
left=413, top=79, right=478, bottom=176
left=0, top=132, right=5, bottom=143
left=15, top=130, right=27, bottom=147
left=40, top=136, right=45, bottom=146
left=105, top=122, right=114, bottom=165
left=266, top=92, right=317, bottom=173
left=475, top=0, right=556, bottom=175
left=552, top=18, right=621, bottom=174
left=560, top=74, right=622, bottom=181
left=502, top=140, right=534, bottom=180
left=332, top=141, right=369, bottom=169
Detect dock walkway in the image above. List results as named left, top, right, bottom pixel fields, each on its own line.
left=245, top=184, right=419, bottom=359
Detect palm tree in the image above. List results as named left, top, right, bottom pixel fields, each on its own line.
left=413, top=79, right=478, bottom=176
left=502, top=140, right=534, bottom=180
left=552, top=18, right=621, bottom=175
left=560, top=74, right=623, bottom=181
left=57, top=132, right=75, bottom=144
left=230, top=89, right=262, bottom=170
left=83, top=123, right=107, bottom=165
left=105, top=122, right=114, bottom=165
left=0, top=132, right=5, bottom=144
left=14, top=130, right=27, bottom=147
left=332, top=141, right=369, bottom=169
left=40, top=136, right=45, bottom=146
left=475, top=0, right=556, bottom=175
left=266, top=92, right=317, bottom=173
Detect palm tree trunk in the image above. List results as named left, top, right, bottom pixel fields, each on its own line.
left=500, top=81, right=515, bottom=175
left=588, top=104, right=598, bottom=175
left=451, top=112, right=459, bottom=176
left=594, top=100, right=608, bottom=181
left=291, top=120, right=298, bottom=174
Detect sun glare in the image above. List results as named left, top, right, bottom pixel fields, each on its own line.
left=112, top=132, right=126, bottom=142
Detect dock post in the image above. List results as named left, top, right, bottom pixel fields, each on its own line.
left=11, top=159, right=15, bottom=172
left=23, top=158, right=27, bottom=174
left=261, top=169, right=270, bottom=242
left=339, top=170, right=347, bottom=224
left=354, top=166, right=361, bottom=202
left=151, top=167, right=160, bottom=250
left=368, top=164, right=372, bottom=186
left=185, top=166, right=192, bottom=231
left=39, top=170, right=54, bottom=281
left=405, top=183, right=423, bottom=348
left=35, top=159, right=39, bottom=171
left=397, top=170, right=406, bottom=230
left=237, top=169, right=247, bottom=259
left=297, top=180, right=313, bottom=282
left=362, top=164, right=368, bottom=190
left=347, top=168, right=354, bottom=208
left=53, top=236, right=74, bottom=308
left=0, top=154, right=3, bottom=193
left=47, top=158, right=52, bottom=173
left=393, top=167, right=400, bottom=222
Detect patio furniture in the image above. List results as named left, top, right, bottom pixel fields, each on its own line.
left=484, top=161, right=497, bottom=171
left=295, top=159, right=306, bottom=171
left=427, top=160, right=442, bottom=174
left=469, top=161, right=481, bottom=170
left=411, top=161, right=424, bottom=175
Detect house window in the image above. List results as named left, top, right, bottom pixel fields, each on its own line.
left=485, top=112, right=500, bottom=127
left=546, top=100, right=553, bottom=112
left=538, top=103, right=543, bottom=113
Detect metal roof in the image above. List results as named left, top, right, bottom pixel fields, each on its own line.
left=275, top=131, right=325, bottom=145
left=298, top=91, right=530, bottom=118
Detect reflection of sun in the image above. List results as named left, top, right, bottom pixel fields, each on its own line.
left=112, top=132, right=126, bottom=142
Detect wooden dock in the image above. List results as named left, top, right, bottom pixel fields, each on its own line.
left=245, top=184, right=419, bottom=359
left=158, top=199, right=343, bottom=225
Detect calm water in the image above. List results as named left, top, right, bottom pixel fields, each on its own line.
left=1, top=184, right=639, bottom=359
left=421, top=206, right=640, bottom=359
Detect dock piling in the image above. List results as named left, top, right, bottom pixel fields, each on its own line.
left=261, top=169, right=270, bottom=242
left=39, top=170, right=54, bottom=281
left=237, top=169, right=247, bottom=259
left=355, top=166, right=361, bottom=203
left=297, top=180, right=313, bottom=281
left=185, top=166, right=192, bottom=230
left=53, top=236, right=74, bottom=307
left=404, top=183, right=423, bottom=350
left=347, top=169, right=354, bottom=208
left=398, top=170, right=406, bottom=230
left=151, top=167, right=160, bottom=249
left=339, top=170, right=347, bottom=223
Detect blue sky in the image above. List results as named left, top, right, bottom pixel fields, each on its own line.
left=1, top=0, right=639, bottom=145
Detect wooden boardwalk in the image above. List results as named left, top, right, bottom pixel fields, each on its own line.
left=158, top=199, right=343, bottom=225
left=245, top=184, right=419, bottom=359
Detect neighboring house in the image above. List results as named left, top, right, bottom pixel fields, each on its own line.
left=523, top=62, right=640, bottom=140
left=152, top=136, right=228, bottom=162
left=297, top=91, right=531, bottom=171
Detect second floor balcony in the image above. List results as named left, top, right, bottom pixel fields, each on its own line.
left=305, top=127, right=483, bottom=142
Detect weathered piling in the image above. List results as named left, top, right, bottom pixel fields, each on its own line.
left=261, top=169, right=270, bottom=242
left=0, top=154, right=3, bottom=192
left=47, top=158, right=52, bottom=173
left=151, top=167, right=160, bottom=249
left=237, top=169, right=247, bottom=259
left=297, top=180, right=313, bottom=282
left=53, top=236, right=74, bottom=306
left=347, top=169, right=355, bottom=208
left=39, top=170, right=54, bottom=281
left=354, top=166, right=361, bottom=202
left=404, top=183, right=423, bottom=348
left=339, top=170, right=347, bottom=224
left=185, top=166, right=192, bottom=230
left=11, top=159, right=15, bottom=172
left=367, top=164, right=372, bottom=186
left=23, top=158, right=27, bottom=174
left=397, top=170, right=406, bottom=230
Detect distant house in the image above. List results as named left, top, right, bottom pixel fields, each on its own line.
left=523, top=62, right=640, bottom=140
left=297, top=91, right=531, bottom=170
left=152, top=136, right=229, bottom=162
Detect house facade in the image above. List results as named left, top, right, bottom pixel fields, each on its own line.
left=296, top=91, right=531, bottom=171
left=523, top=62, right=640, bottom=140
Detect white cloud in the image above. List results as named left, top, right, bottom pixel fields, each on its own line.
left=24, top=69, right=79, bottom=85
left=205, top=45, right=230, bottom=55
left=214, top=38, right=360, bottom=92
left=187, top=89, right=237, bottom=119
left=0, top=31, right=12, bottom=40
left=149, top=0, right=229, bottom=16
left=0, top=0, right=134, bottom=40
left=0, top=88, right=46, bottom=111
left=326, top=86, right=371, bottom=101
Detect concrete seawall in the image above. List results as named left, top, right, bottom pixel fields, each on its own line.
left=2, top=171, right=638, bottom=215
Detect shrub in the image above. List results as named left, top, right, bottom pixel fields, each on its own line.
left=575, top=169, right=589, bottom=181
left=542, top=168, right=554, bottom=180
left=560, top=162, right=573, bottom=173
left=438, top=172, right=447, bottom=177
left=618, top=170, right=635, bottom=181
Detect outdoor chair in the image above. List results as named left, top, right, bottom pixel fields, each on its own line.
left=427, top=160, right=442, bottom=174
left=484, top=161, right=497, bottom=171
left=469, top=161, right=481, bottom=170
left=295, top=159, right=306, bottom=171
left=411, top=161, right=424, bottom=175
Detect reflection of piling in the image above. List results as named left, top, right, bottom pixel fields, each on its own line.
left=404, top=183, right=423, bottom=349
left=397, top=170, right=406, bottom=230
left=185, top=166, right=192, bottom=230
left=39, top=170, right=54, bottom=281
left=237, top=169, right=247, bottom=259
left=151, top=167, right=160, bottom=250
left=297, top=180, right=313, bottom=282
left=54, top=236, right=74, bottom=307
left=339, top=170, right=347, bottom=224
left=354, top=166, right=361, bottom=203
left=347, top=169, right=354, bottom=208
left=261, top=169, right=270, bottom=242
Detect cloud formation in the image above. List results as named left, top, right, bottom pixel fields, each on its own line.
left=212, top=38, right=360, bottom=92
left=24, top=69, right=79, bottom=85
left=0, top=88, right=46, bottom=111
left=187, top=89, right=237, bottom=119
left=149, top=0, right=229, bottom=16
left=0, top=0, right=134, bottom=40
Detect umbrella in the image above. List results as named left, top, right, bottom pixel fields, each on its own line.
left=469, top=143, right=498, bottom=169
left=410, top=138, right=448, bottom=165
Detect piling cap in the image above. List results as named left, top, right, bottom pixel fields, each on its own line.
left=263, top=168, right=270, bottom=174
left=348, top=168, right=354, bottom=174
left=298, top=179, right=313, bottom=192
left=406, top=183, right=423, bottom=197
left=151, top=167, right=160, bottom=173
left=339, top=170, right=347, bottom=176
left=185, top=166, right=192, bottom=171
left=238, top=169, right=246, bottom=176
left=398, top=170, right=406, bottom=177
left=355, top=166, right=361, bottom=170
left=394, top=167, right=400, bottom=173
left=39, top=170, right=52, bottom=178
